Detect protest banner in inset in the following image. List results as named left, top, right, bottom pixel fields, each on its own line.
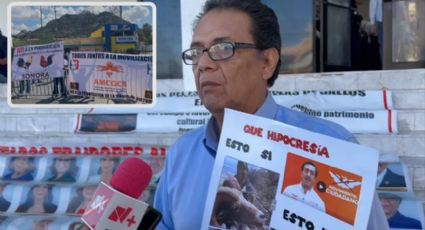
left=68, top=51, right=153, bottom=103
left=12, top=41, right=64, bottom=81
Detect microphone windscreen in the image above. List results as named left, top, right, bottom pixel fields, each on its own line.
left=110, top=157, right=153, bottom=199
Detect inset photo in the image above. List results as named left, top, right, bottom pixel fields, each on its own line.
left=8, top=2, right=156, bottom=108
left=208, top=157, right=279, bottom=230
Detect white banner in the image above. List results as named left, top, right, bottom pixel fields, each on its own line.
left=68, top=51, right=152, bottom=102
left=0, top=143, right=167, bottom=157
left=12, top=41, right=64, bottom=80
left=271, top=90, right=393, bottom=110
left=77, top=110, right=396, bottom=134
left=201, top=109, right=379, bottom=230
left=133, top=110, right=395, bottom=134
left=75, top=90, right=397, bottom=134
left=89, top=90, right=393, bottom=113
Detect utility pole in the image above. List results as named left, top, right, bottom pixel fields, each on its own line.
left=40, top=6, right=43, bottom=27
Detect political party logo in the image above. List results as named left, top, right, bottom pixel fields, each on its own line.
left=328, top=171, right=362, bottom=192
left=97, top=61, right=123, bottom=77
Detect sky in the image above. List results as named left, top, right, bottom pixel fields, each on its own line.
left=2, top=0, right=146, bottom=35
left=10, top=5, right=152, bottom=35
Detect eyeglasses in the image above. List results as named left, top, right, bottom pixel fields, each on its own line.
left=182, top=42, right=258, bottom=65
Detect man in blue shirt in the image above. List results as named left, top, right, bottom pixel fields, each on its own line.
left=154, top=0, right=389, bottom=229
left=379, top=193, right=423, bottom=229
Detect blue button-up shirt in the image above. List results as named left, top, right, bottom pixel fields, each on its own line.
left=154, top=93, right=388, bottom=230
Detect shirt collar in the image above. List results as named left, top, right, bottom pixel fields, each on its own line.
left=204, top=92, right=278, bottom=155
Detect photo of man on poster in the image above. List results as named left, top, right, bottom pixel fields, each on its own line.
left=283, top=161, right=325, bottom=211
left=379, top=193, right=423, bottom=229
left=376, top=163, right=406, bottom=188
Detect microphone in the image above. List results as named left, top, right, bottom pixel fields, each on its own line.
left=81, top=157, right=162, bottom=230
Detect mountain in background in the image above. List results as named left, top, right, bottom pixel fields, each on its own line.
left=15, top=11, right=131, bottom=40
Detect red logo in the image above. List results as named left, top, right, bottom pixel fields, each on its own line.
left=108, top=206, right=137, bottom=227
left=97, top=61, right=123, bottom=77
left=16, top=47, right=24, bottom=55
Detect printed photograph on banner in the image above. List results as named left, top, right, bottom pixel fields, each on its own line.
left=15, top=184, right=58, bottom=214
left=66, top=185, right=97, bottom=216
left=2, top=156, right=37, bottom=182
left=0, top=216, right=88, bottom=229
left=8, top=2, right=156, bottom=108
left=376, top=162, right=408, bottom=191
left=208, top=157, right=279, bottom=230
left=77, top=113, right=137, bottom=132
left=281, top=152, right=362, bottom=225
left=67, top=220, right=91, bottom=230
left=3, top=216, right=54, bottom=229
left=378, top=192, right=424, bottom=229
left=44, top=156, right=79, bottom=183
left=86, top=156, right=121, bottom=184
left=0, top=183, right=12, bottom=212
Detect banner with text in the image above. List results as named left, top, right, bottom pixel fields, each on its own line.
left=68, top=51, right=153, bottom=102
left=76, top=110, right=397, bottom=134
left=12, top=41, right=64, bottom=80
left=201, top=109, right=379, bottom=230
left=89, top=89, right=393, bottom=113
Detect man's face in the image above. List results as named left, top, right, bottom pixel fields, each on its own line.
left=379, top=197, right=400, bottom=218
left=237, top=166, right=248, bottom=181
left=301, top=164, right=317, bottom=190
left=192, top=9, right=270, bottom=116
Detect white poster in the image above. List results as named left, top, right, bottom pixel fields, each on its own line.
left=90, top=90, right=393, bottom=113
left=68, top=51, right=153, bottom=102
left=12, top=41, right=64, bottom=80
left=75, top=90, right=396, bottom=134
left=201, top=109, right=379, bottom=230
